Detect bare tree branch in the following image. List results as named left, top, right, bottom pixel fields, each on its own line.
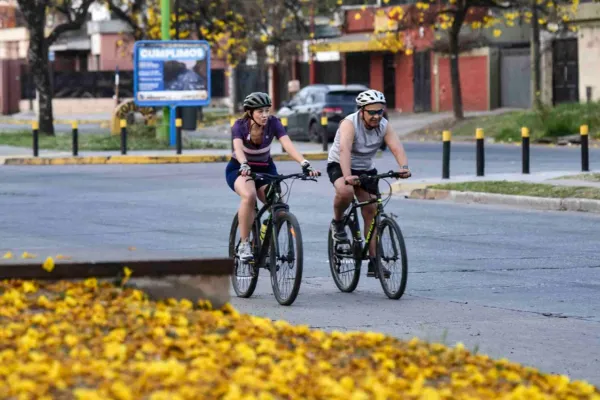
left=47, top=0, right=95, bottom=45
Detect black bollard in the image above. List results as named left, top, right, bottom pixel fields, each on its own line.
left=321, top=116, right=328, bottom=152
left=476, top=128, right=485, bottom=177
left=72, top=121, right=79, bottom=156
left=120, top=119, right=127, bottom=155
left=32, top=122, right=39, bottom=157
left=581, top=125, right=589, bottom=172
left=280, top=117, right=288, bottom=154
left=176, top=118, right=183, bottom=155
left=442, top=130, right=451, bottom=179
left=521, top=127, right=530, bottom=174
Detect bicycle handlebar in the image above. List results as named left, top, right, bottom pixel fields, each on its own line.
left=344, top=170, right=411, bottom=185
left=239, top=171, right=321, bottom=182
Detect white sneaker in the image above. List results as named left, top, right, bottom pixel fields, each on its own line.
left=237, top=240, right=254, bottom=261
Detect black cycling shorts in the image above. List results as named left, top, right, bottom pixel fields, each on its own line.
left=326, top=162, right=379, bottom=195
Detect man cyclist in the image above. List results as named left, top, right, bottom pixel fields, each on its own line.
left=326, top=89, right=411, bottom=278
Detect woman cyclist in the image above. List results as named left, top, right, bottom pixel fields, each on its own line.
left=225, top=92, right=320, bottom=261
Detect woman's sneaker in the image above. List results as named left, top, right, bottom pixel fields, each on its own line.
left=237, top=240, right=254, bottom=262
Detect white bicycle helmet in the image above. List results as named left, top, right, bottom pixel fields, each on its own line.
left=356, top=89, right=386, bottom=107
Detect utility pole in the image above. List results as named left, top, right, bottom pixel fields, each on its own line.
left=174, top=0, right=183, bottom=125
left=531, top=0, right=542, bottom=110
left=159, top=0, right=171, bottom=141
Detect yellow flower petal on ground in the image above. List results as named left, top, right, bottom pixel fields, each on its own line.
left=42, top=257, right=54, bottom=272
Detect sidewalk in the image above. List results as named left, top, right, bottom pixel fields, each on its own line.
left=0, top=141, right=333, bottom=165
left=392, top=170, right=600, bottom=214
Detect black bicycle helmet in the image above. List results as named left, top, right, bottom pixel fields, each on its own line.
left=243, top=92, right=272, bottom=110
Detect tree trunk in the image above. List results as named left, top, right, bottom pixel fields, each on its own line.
left=256, top=46, right=268, bottom=93
left=531, top=0, right=542, bottom=110
left=28, top=24, right=54, bottom=135
left=448, top=27, right=464, bottom=120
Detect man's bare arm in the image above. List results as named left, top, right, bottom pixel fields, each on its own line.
left=383, top=123, right=409, bottom=169
left=338, top=119, right=355, bottom=180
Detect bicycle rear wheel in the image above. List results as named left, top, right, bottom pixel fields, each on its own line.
left=375, top=216, right=408, bottom=300
left=327, top=215, right=362, bottom=293
left=270, top=211, right=303, bottom=306
left=229, top=212, right=260, bottom=298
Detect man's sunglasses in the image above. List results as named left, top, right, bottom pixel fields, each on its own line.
left=364, top=109, right=384, bottom=116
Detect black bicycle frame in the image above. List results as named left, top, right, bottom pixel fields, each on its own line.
left=248, top=177, right=290, bottom=268
left=342, top=191, right=386, bottom=261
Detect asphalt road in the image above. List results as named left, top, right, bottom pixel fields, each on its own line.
left=1, top=144, right=599, bottom=385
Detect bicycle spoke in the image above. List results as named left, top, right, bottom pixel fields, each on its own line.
left=270, top=213, right=303, bottom=306
left=229, top=213, right=259, bottom=298
left=328, top=217, right=361, bottom=293
left=376, top=218, right=408, bottom=300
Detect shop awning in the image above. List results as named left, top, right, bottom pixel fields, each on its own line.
left=310, top=33, right=384, bottom=53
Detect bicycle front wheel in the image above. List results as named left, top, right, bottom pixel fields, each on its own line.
left=269, top=211, right=303, bottom=306
left=375, top=216, right=408, bottom=300
left=228, top=212, right=260, bottom=298
left=327, top=215, right=362, bottom=293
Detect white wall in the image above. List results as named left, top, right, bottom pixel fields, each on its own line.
left=578, top=25, right=600, bottom=102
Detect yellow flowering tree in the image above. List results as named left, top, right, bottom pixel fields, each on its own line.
left=361, top=0, right=580, bottom=119
left=106, top=0, right=248, bottom=66
left=226, top=0, right=342, bottom=81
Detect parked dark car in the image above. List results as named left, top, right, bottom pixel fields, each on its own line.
left=277, top=84, right=369, bottom=143
left=277, top=84, right=389, bottom=150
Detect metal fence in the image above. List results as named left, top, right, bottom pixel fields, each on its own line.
left=20, top=68, right=226, bottom=99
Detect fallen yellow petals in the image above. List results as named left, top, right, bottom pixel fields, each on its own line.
left=0, top=279, right=596, bottom=399
left=21, top=251, right=36, bottom=259
left=42, top=257, right=55, bottom=272
left=3, top=251, right=13, bottom=259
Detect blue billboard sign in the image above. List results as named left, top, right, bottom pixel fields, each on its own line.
left=133, top=40, right=211, bottom=107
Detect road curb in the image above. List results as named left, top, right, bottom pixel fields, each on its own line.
left=2, top=152, right=330, bottom=166
left=0, top=119, right=108, bottom=126
left=408, top=188, right=600, bottom=213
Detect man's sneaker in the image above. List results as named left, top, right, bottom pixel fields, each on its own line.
left=367, top=258, right=391, bottom=279
left=331, top=219, right=351, bottom=254
left=237, top=240, right=254, bottom=262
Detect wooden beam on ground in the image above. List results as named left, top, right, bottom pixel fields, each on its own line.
left=0, top=258, right=233, bottom=281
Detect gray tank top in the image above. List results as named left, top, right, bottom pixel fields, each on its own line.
left=327, top=111, right=387, bottom=170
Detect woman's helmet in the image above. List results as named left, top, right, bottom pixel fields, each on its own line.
left=243, top=92, right=272, bottom=111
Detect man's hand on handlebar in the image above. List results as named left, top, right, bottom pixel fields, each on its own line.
left=397, top=168, right=411, bottom=179
left=344, top=175, right=360, bottom=186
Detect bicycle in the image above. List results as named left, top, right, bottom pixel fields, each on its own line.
left=228, top=170, right=319, bottom=306
left=327, top=170, right=410, bottom=300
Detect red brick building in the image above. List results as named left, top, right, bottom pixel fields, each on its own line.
left=306, top=5, right=496, bottom=113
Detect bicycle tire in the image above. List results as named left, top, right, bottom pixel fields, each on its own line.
left=269, top=211, right=303, bottom=306
left=228, top=212, right=260, bottom=298
left=375, top=216, right=408, bottom=300
left=327, top=215, right=362, bottom=293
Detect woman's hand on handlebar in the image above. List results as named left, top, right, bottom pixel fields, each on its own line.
left=239, top=161, right=251, bottom=177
